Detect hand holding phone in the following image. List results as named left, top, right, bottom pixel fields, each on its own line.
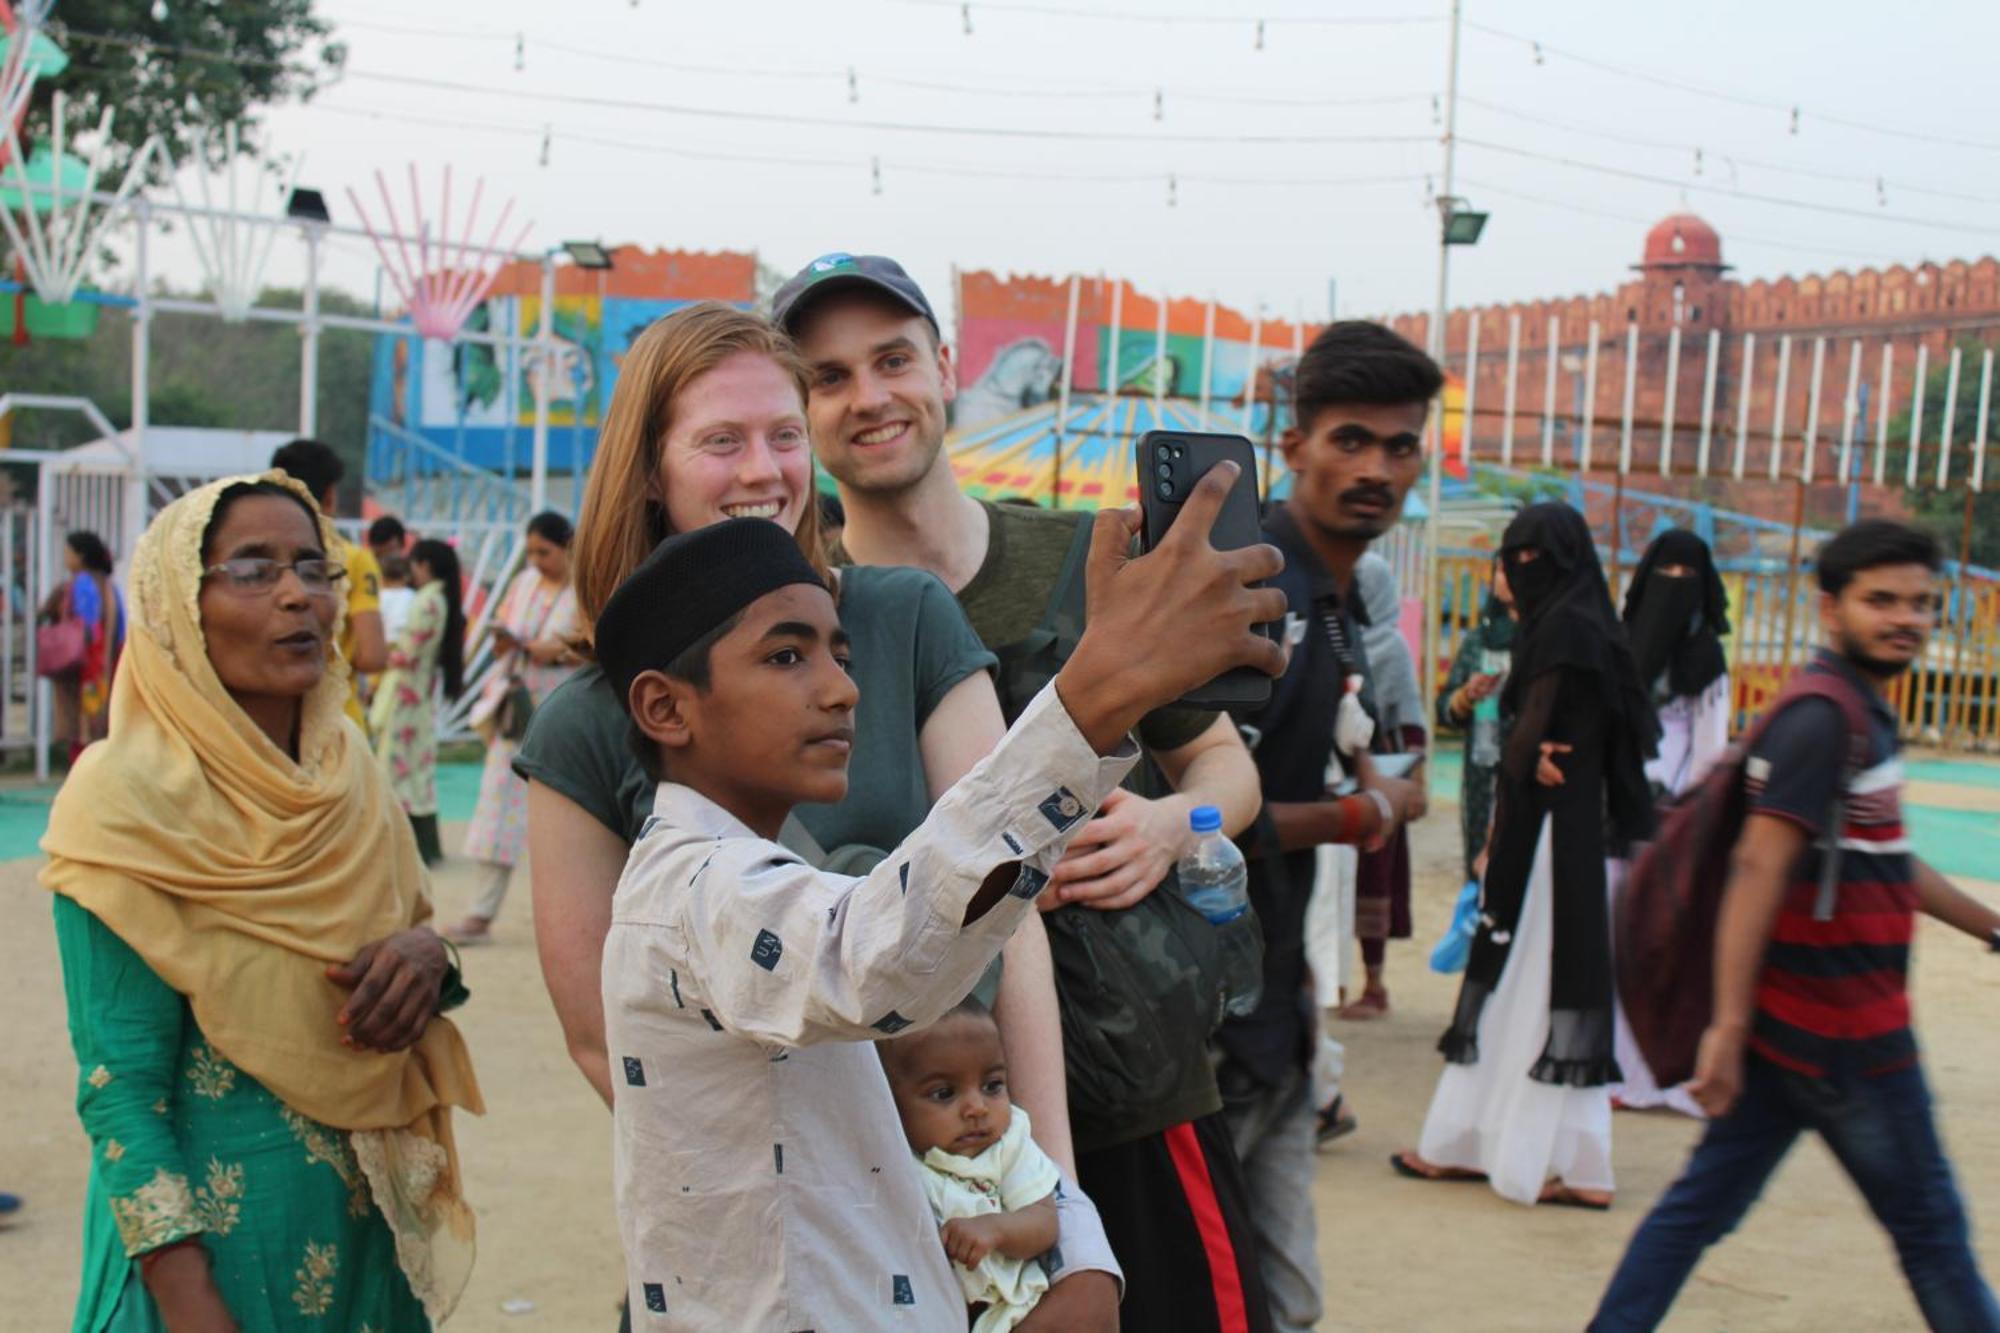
left=1054, top=466, right=1287, bottom=750
left=1136, top=432, right=1285, bottom=708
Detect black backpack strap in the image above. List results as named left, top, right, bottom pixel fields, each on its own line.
left=1755, top=670, right=1875, bottom=923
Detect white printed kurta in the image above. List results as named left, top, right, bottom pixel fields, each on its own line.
left=603, top=684, right=1134, bottom=1331
left=918, top=1107, right=1063, bottom=1333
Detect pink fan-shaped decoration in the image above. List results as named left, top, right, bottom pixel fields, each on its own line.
left=347, top=165, right=533, bottom=342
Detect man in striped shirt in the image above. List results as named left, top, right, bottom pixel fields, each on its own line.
left=1592, top=520, right=2000, bottom=1333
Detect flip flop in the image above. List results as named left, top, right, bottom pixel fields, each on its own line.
left=1315, top=1097, right=1359, bottom=1149
left=1538, top=1184, right=1613, bottom=1211
left=1389, top=1152, right=1487, bottom=1183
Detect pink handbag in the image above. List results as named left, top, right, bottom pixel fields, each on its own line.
left=37, top=613, right=85, bottom=678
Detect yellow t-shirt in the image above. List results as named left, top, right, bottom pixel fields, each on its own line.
left=339, top=540, right=382, bottom=726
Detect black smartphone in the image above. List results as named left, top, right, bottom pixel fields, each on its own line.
left=1135, top=430, right=1280, bottom=709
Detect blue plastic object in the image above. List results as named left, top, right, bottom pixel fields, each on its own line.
left=1428, top=880, right=1481, bottom=974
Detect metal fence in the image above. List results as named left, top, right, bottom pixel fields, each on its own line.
left=1434, top=549, right=2000, bottom=752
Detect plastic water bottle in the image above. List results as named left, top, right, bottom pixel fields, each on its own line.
left=1470, top=647, right=1509, bottom=767
left=1179, top=805, right=1264, bottom=1018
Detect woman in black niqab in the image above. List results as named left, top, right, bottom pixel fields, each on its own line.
left=1395, top=502, right=1658, bottom=1208
left=1609, top=527, right=1734, bottom=1116
left=1622, top=527, right=1729, bottom=702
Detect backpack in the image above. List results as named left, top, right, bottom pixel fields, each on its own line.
left=1613, top=668, right=1873, bottom=1087
left=988, top=512, right=1228, bottom=1150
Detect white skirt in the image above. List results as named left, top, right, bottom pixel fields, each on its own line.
left=1416, top=815, right=1615, bottom=1205
left=1605, top=859, right=1706, bottom=1118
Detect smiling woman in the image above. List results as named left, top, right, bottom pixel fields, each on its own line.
left=511, top=304, right=1114, bottom=1300
left=40, top=473, right=482, bottom=1332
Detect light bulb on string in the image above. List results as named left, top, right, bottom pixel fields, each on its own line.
left=1430, top=94, right=1440, bottom=126
left=1254, top=19, right=1265, bottom=51
left=515, top=34, right=525, bottom=72
left=962, top=3, right=973, bottom=35
left=1789, top=106, right=1800, bottom=135
left=539, top=125, right=551, bottom=167
left=871, top=157, right=883, bottom=195
left=1154, top=90, right=1163, bottom=122
left=1168, top=174, right=1178, bottom=208
left=1877, top=176, right=1888, bottom=207
left=848, top=68, right=859, bottom=103
left=1532, top=41, right=1545, bottom=65
left=1693, top=146, right=1703, bottom=176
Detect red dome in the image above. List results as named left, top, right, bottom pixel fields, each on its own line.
left=1641, top=213, right=1723, bottom=269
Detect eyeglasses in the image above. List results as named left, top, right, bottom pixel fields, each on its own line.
left=201, top=557, right=347, bottom=596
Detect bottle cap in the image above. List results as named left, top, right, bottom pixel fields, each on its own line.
left=1189, top=805, right=1223, bottom=833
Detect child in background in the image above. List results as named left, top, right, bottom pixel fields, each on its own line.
left=882, top=998, right=1061, bottom=1333
left=593, top=484, right=1286, bottom=1329
left=377, top=551, right=416, bottom=645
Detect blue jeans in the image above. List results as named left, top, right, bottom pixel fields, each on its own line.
left=1590, top=1053, right=1999, bottom=1332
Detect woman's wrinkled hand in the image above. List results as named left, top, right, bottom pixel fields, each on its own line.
left=328, top=930, right=449, bottom=1052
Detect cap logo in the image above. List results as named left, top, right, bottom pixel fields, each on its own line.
left=811, top=253, right=855, bottom=274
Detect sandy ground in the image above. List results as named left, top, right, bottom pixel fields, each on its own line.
left=3, top=803, right=1996, bottom=1332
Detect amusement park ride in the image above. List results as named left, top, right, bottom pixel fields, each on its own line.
left=0, top=0, right=1996, bottom=760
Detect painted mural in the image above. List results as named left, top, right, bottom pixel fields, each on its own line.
left=953, top=271, right=1323, bottom=432
left=371, top=248, right=756, bottom=475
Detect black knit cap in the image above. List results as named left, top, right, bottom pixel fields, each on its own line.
left=595, top=519, right=827, bottom=707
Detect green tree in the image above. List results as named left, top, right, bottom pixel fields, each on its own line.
left=1884, top=339, right=2000, bottom=569
left=35, top=1, right=343, bottom=171
left=0, top=284, right=377, bottom=501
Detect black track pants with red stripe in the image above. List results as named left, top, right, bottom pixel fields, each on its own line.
left=1077, top=1111, right=1275, bottom=1333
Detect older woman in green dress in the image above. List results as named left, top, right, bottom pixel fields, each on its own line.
left=43, top=474, right=482, bottom=1332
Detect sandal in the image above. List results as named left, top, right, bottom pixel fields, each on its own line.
left=1389, top=1152, right=1486, bottom=1183
left=1315, top=1096, right=1358, bottom=1150
left=1337, top=988, right=1390, bottom=1021
left=1538, top=1183, right=1613, bottom=1211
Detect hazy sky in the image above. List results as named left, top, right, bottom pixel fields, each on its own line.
left=152, top=0, right=2000, bottom=329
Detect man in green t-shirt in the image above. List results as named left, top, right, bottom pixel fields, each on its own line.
left=777, top=255, right=1416, bottom=1333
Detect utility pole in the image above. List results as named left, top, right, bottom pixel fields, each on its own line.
left=1419, top=0, right=1465, bottom=787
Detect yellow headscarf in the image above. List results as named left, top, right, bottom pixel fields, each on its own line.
left=42, top=472, right=483, bottom=1323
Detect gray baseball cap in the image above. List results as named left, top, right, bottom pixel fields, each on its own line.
left=771, top=253, right=940, bottom=338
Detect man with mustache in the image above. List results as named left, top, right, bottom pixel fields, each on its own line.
left=1590, top=519, right=2000, bottom=1332
left=1216, top=321, right=1435, bottom=1332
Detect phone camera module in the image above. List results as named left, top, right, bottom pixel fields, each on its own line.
left=1157, top=481, right=1174, bottom=499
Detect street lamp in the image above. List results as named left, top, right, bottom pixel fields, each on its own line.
left=284, top=187, right=331, bottom=223
left=1440, top=196, right=1489, bottom=246
left=560, top=240, right=614, bottom=270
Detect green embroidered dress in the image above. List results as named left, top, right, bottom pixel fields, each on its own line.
left=56, top=896, right=429, bottom=1332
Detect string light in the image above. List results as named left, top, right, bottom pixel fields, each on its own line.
left=961, top=2, right=973, bottom=34
left=1474, top=20, right=2000, bottom=154
left=1153, top=89, right=1163, bottom=121
left=1459, top=137, right=2000, bottom=237
left=1789, top=105, right=1800, bottom=136
left=1167, top=173, right=1178, bottom=207
left=538, top=124, right=550, bottom=167
left=1461, top=96, right=2000, bottom=206
left=513, top=33, right=524, bottom=73
left=871, top=156, right=883, bottom=195
left=1254, top=18, right=1264, bottom=50
left=60, top=27, right=1432, bottom=148
left=848, top=67, right=858, bottom=104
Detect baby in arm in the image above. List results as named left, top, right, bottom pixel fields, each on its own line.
left=883, top=998, right=1061, bottom=1333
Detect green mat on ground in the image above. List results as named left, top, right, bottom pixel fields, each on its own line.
left=4, top=753, right=1995, bottom=881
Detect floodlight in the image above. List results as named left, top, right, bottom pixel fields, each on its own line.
left=562, top=240, right=615, bottom=270
left=1443, top=207, right=1489, bottom=246
left=285, top=187, right=331, bottom=223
